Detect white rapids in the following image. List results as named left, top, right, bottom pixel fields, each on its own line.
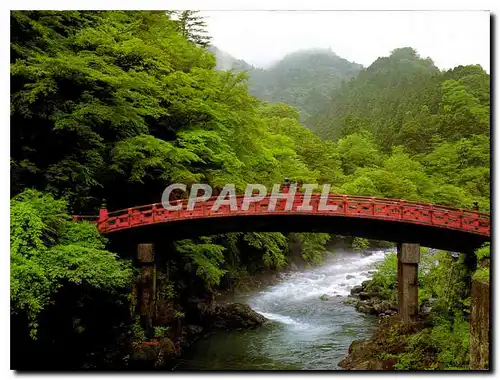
left=174, top=248, right=393, bottom=370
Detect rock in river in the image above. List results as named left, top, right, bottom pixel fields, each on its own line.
left=211, top=302, right=268, bottom=329
left=350, top=285, right=363, bottom=296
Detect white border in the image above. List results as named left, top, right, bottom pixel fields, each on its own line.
left=2, top=0, right=497, bottom=378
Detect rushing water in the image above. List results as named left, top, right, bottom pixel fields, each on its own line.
left=173, top=249, right=389, bottom=370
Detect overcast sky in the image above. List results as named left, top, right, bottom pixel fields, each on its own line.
left=202, top=11, right=490, bottom=72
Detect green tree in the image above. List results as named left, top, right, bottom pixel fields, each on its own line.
left=10, top=189, right=133, bottom=338
left=438, top=79, right=489, bottom=140
left=171, top=10, right=211, bottom=48
left=336, top=131, right=382, bottom=175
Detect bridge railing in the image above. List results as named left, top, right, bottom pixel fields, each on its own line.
left=86, top=193, right=490, bottom=236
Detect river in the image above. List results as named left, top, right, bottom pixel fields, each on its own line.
left=172, top=249, right=389, bottom=370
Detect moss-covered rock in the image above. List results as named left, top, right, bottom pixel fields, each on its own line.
left=350, top=285, right=363, bottom=295
left=130, top=337, right=178, bottom=368
left=347, top=279, right=397, bottom=316
left=339, top=315, right=430, bottom=370
left=211, top=302, right=268, bottom=329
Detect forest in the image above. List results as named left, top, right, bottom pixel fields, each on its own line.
left=10, top=11, right=490, bottom=370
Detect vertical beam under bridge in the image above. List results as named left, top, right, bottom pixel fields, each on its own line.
left=469, top=278, right=490, bottom=369
left=397, top=243, right=420, bottom=325
left=137, top=243, right=156, bottom=338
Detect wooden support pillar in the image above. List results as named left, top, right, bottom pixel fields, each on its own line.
left=137, top=243, right=156, bottom=339
left=397, top=243, right=420, bottom=325
left=469, top=278, right=490, bottom=369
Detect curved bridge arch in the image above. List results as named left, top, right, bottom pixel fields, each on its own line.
left=77, top=193, right=490, bottom=327
left=75, top=194, right=490, bottom=252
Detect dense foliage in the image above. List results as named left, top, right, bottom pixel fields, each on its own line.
left=212, top=47, right=490, bottom=211
left=10, top=11, right=353, bottom=302
left=10, top=189, right=134, bottom=368
left=10, top=12, right=341, bottom=366
left=308, top=48, right=490, bottom=210
left=11, top=189, right=134, bottom=335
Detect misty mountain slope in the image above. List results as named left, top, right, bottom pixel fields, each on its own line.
left=208, top=45, right=254, bottom=72
left=308, top=47, right=489, bottom=153
left=209, top=47, right=363, bottom=124
left=309, top=47, right=442, bottom=145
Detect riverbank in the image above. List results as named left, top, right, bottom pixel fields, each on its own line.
left=338, top=314, right=433, bottom=370
left=130, top=261, right=301, bottom=368
left=70, top=246, right=419, bottom=371
left=170, top=249, right=387, bottom=370
left=338, top=273, right=429, bottom=370
left=337, top=247, right=486, bottom=371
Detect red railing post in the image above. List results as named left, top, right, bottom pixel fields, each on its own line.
left=99, top=207, right=108, bottom=224
left=399, top=200, right=405, bottom=219
left=473, top=210, right=480, bottom=230
left=370, top=197, right=375, bottom=216
left=343, top=195, right=348, bottom=214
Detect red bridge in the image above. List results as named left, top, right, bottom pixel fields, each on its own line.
left=76, top=192, right=490, bottom=327
left=75, top=193, right=490, bottom=252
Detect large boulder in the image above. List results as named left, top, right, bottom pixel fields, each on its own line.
left=130, top=337, right=178, bottom=368
left=350, top=285, right=363, bottom=296
left=340, top=338, right=398, bottom=370
left=211, top=303, right=268, bottom=329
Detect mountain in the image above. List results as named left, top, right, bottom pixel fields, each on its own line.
left=308, top=47, right=490, bottom=152
left=209, top=47, right=364, bottom=124
left=208, top=45, right=254, bottom=72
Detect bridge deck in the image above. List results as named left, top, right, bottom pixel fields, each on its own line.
left=73, top=194, right=490, bottom=238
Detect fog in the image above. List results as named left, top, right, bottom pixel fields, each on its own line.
left=202, top=10, right=490, bottom=72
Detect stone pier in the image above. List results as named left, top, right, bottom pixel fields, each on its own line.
left=397, top=243, right=420, bottom=325
left=137, top=243, right=156, bottom=338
